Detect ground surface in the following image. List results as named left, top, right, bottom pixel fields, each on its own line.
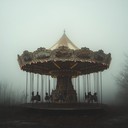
left=0, top=105, right=128, bottom=128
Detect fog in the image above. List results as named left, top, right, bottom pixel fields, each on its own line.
left=0, top=0, right=128, bottom=104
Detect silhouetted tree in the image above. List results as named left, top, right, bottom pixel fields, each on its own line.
left=0, top=81, right=25, bottom=106
left=117, top=55, right=128, bottom=105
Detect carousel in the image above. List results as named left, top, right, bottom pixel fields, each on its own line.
left=17, top=32, right=111, bottom=111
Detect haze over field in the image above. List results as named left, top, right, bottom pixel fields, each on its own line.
left=0, top=0, right=128, bottom=104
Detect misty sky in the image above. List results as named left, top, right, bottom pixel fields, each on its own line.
left=0, top=0, right=128, bottom=103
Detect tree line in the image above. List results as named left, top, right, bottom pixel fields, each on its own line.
left=0, top=82, right=25, bottom=106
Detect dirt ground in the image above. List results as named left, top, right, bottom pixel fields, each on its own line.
left=0, top=105, right=128, bottom=128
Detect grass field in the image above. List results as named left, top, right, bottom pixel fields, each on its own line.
left=0, top=105, right=128, bottom=128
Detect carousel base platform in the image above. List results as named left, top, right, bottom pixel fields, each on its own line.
left=21, top=103, right=107, bottom=115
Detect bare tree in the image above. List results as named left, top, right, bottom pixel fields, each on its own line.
left=116, top=55, right=128, bottom=105
left=0, top=81, right=25, bottom=106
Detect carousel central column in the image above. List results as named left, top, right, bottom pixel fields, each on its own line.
left=52, top=74, right=77, bottom=103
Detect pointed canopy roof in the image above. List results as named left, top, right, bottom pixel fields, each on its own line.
left=50, top=32, right=79, bottom=50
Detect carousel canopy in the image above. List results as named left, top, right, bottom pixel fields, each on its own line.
left=18, top=33, right=111, bottom=77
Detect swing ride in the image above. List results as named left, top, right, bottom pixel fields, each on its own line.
left=17, top=32, right=111, bottom=111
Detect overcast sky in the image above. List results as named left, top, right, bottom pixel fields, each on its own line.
left=0, top=0, right=128, bottom=103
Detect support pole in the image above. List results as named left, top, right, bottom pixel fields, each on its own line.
left=26, top=72, right=28, bottom=103
left=41, top=75, right=44, bottom=102
left=37, top=74, right=39, bottom=93
left=45, top=75, right=47, bottom=94
left=89, top=74, right=91, bottom=92
left=31, top=73, right=34, bottom=93
left=97, top=72, right=100, bottom=103
left=74, top=77, right=76, bottom=90
left=78, top=76, right=80, bottom=102
left=53, top=78, right=55, bottom=90
left=100, top=72, right=102, bottom=104
left=93, top=73, right=97, bottom=93
left=48, top=76, right=50, bottom=96
left=85, top=75, right=87, bottom=94
left=83, top=75, right=86, bottom=102
left=87, top=74, right=89, bottom=93
left=30, top=73, right=32, bottom=101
